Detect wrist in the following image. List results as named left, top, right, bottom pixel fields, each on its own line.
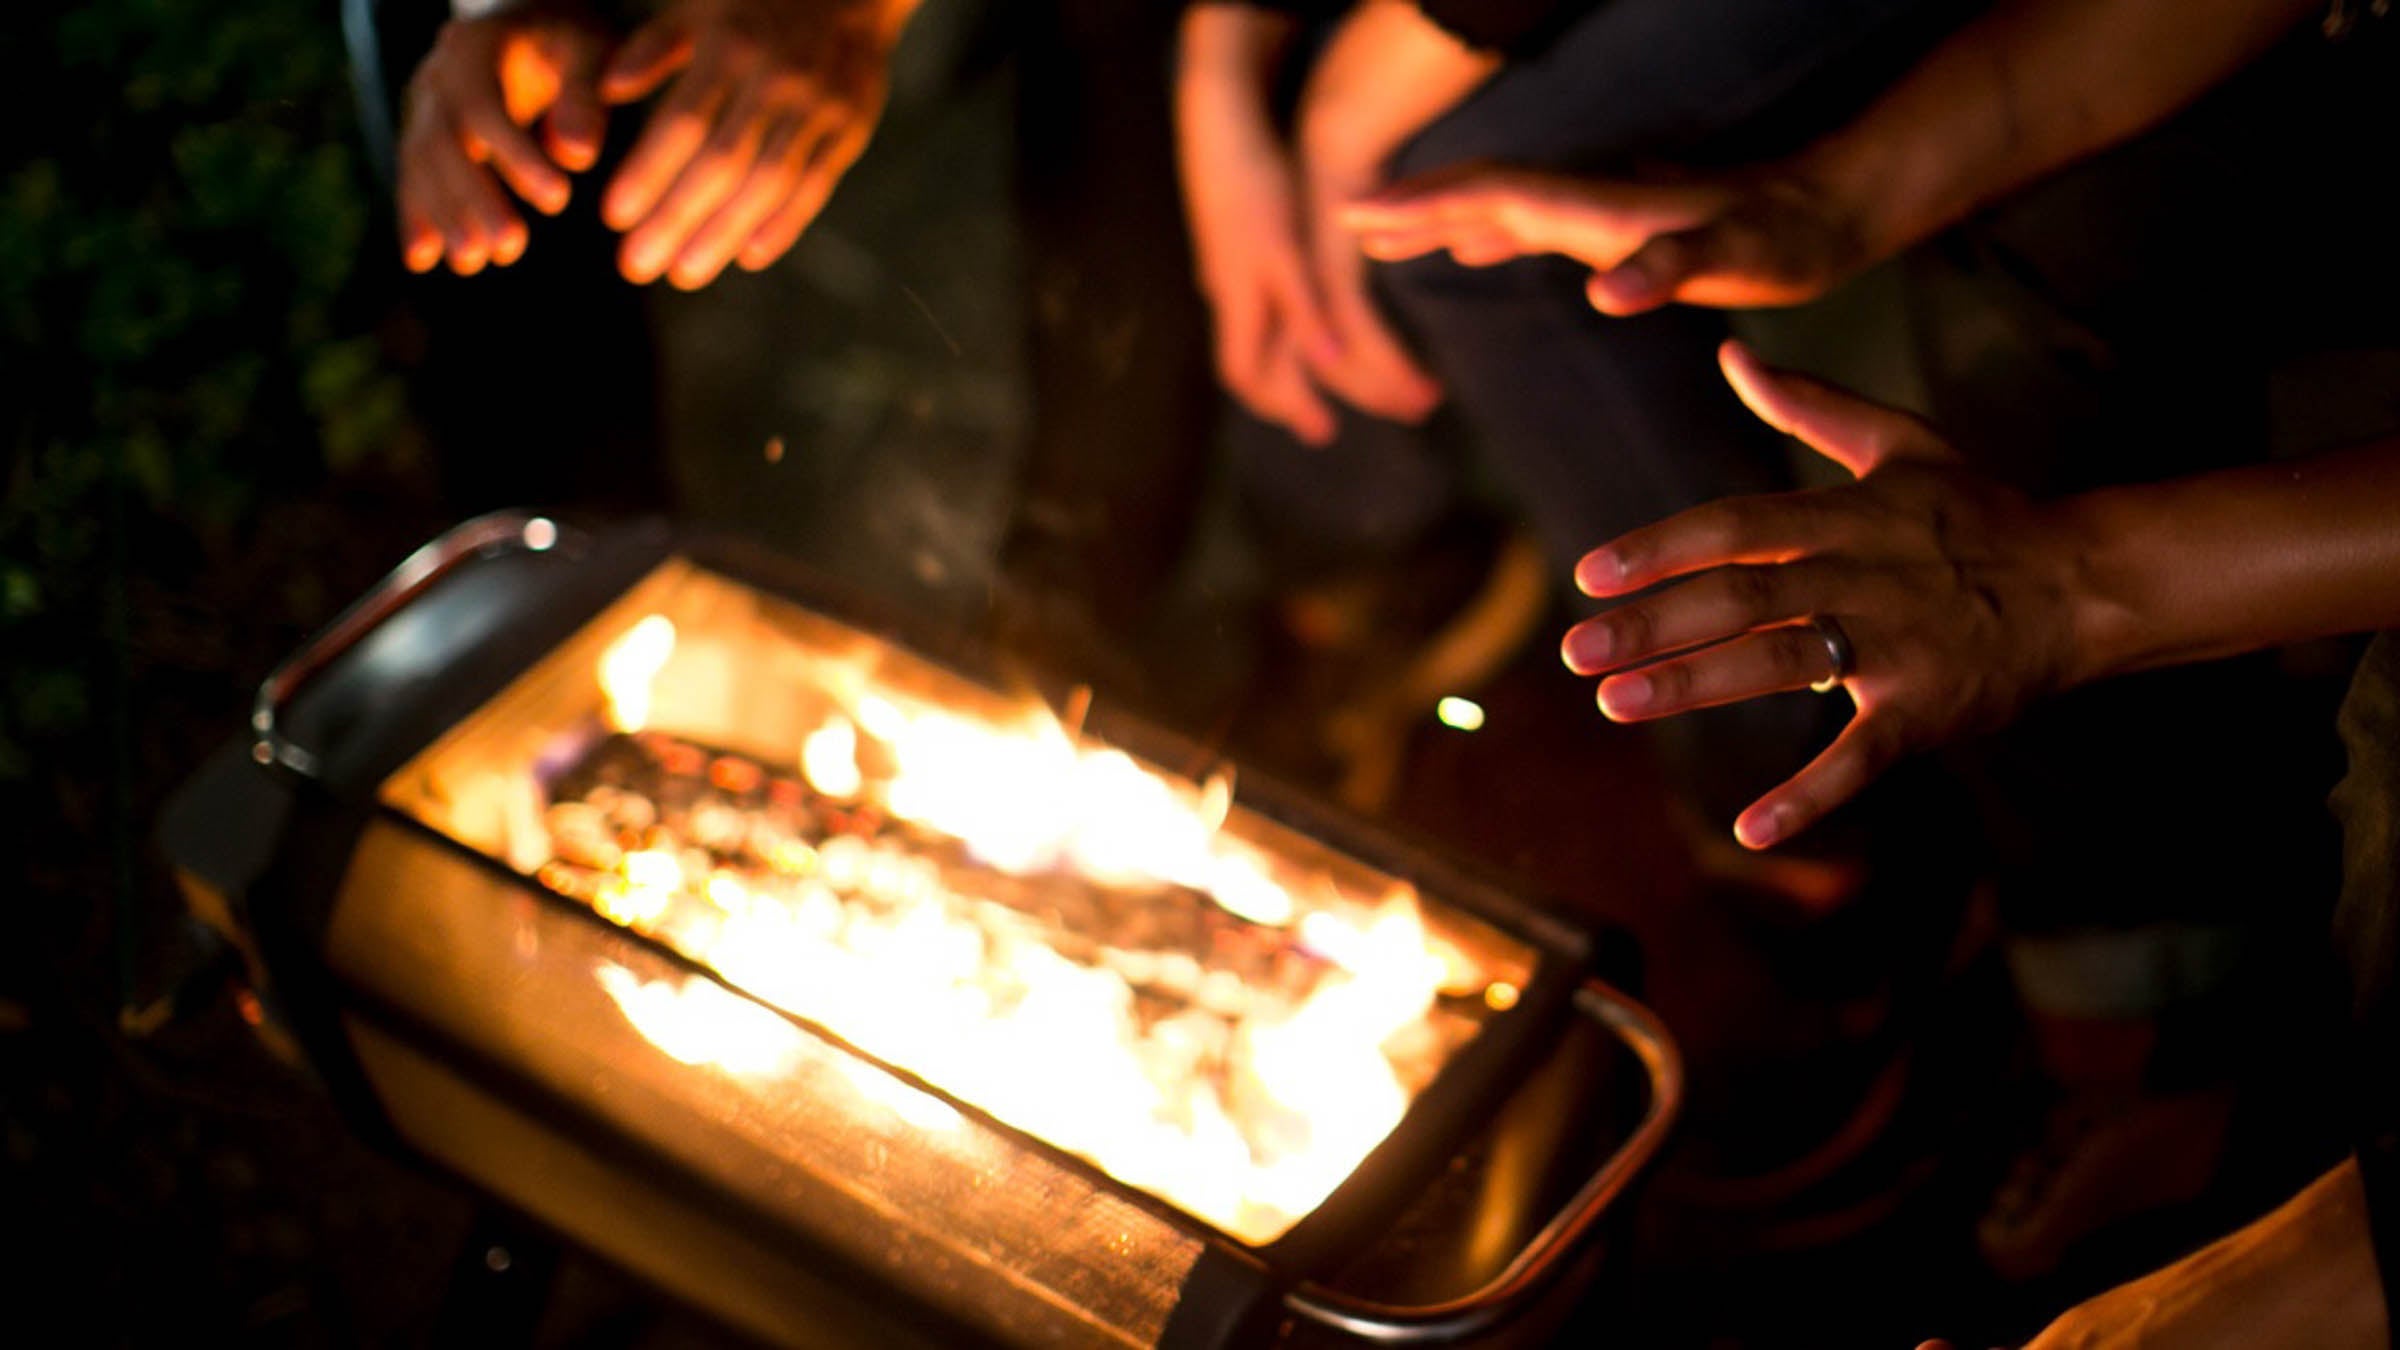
left=1178, top=5, right=1294, bottom=86
left=1785, top=122, right=1924, bottom=271
left=2041, top=487, right=2163, bottom=690
left=1294, top=107, right=1390, bottom=193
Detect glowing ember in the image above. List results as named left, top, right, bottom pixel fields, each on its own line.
left=395, top=583, right=1531, bottom=1247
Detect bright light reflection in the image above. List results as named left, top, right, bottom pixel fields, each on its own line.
left=552, top=611, right=1512, bottom=1244
left=1435, top=696, right=1486, bottom=732
left=598, top=616, right=677, bottom=732
left=596, top=962, right=804, bottom=1077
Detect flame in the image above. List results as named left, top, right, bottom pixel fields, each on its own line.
left=553, top=611, right=1495, bottom=1244
left=599, top=616, right=677, bottom=732
left=800, top=715, right=864, bottom=800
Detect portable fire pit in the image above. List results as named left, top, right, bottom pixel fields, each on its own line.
left=163, top=511, right=1680, bottom=1348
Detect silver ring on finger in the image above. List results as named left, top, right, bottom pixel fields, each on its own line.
left=1807, top=615, right=1855, bottom=694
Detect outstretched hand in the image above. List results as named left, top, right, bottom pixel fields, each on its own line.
left=399, top=6, right=613, bottom=274
left=596, top=0, right=900, bottom=288
left=1340, top=163, right=1871, bottom=316
left=1562, top=342, right=2091, bottom=849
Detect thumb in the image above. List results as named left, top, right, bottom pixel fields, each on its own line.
left=600, top=18, right=693, bottom=104
left=1717, top=339, right=1955, bottom=478
left=1584, top=230, right=1704, bottom=316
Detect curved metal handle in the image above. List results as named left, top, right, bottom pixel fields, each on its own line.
left=1282, top=978, right=1683, bottom=1344
left=251, top=510, right=569, bottom=780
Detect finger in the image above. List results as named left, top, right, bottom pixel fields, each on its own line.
left=400, top=135, right=482, bottom=273
left=1592, top=621, right=1844, bottom=721
left=422, top=139, right=506, bottom=273
left=602, top=66, right=728, bottom=234
left=1308, top=307, right=1441, bottom=423
left=1250, top=332, right=1338, bottom=448
left=1718, top=339, right=1955, bottom=477
left=600, top=19, right=694, bottom=103
left=1347, top=168, right=1702, bottom=273
left=1341, top=165, right=1557, bottom=249
left=1574, top=491, right=1831, bottom=598
left=1563, top=561, right=1841, bottom=674
left=1734, top=714, right=1900, bottom=850
left=1443, top=225, right=1529, bottom=268
left=621, top=90, right=764, bottom=285
left=1584, top=231, right=1705, bottom=316
left=532, top=25, right=608, bottom=170
left=1351, top=222, right=1452, bottom=263
left=399, top=203, right=444, bottom=272
left=670, top=113, right=814, bottom=289
left=735, top=115, right=870, bottom=271
left=457, top=94, right=570, bottom=214
left=619, top=116, right=758, bottom=283
left=446, top=148, right=529, bottom=266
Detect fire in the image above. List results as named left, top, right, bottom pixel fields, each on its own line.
left=799, top=715, right=864, bottom=801
left=598, top=616, right=677, bottom=732
left=508, top=605, right=1513, bottom=1244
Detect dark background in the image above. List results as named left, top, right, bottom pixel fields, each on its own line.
left=3, top=2, right=2385, bottom=1346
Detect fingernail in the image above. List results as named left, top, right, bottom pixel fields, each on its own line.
left=1561, top=625, right=1609, bottom=673
left=1598, top=673, right=1648, bottom=718
left=1737, top=808, right=1785, bottom=850
left=1575, top=551, right=1621, bottom=596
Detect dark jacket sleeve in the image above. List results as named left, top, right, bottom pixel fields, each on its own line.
left=1181, top=0, right=1349, bottom=24
left=1416, top=0, right=1600, bottom=57
left=1182, top=0, right=1603, bottom=60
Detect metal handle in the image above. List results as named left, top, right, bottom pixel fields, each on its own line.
left=251, top=510, right=568, bottom=780
left=1282, top=978, right=1683, bottom=1344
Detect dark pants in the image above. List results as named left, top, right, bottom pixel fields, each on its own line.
left=1235, top=0, right=1985, bottom=823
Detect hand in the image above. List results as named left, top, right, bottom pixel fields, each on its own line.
left=1341, top=161, right=1873, bottom=316
left=597, top=0, right=904, bottom=288
left=1283, top=0, right=1453, bottom=426
left=1561, top=342, right=2089, bottom=849
left=1176, top=84, right=1343, bottom=446
left=398, top=6, right=613, bottom=274
left=1291, top=124, right=1443, bottom=427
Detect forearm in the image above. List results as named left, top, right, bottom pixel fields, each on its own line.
left=2057, top=436, right=2400, bottom=685
left=1179, top=3, right=1300, bottom=97
left=1295, top=0, right=1497, bottom=183
left=1804, top=0, right=2320, bottom=262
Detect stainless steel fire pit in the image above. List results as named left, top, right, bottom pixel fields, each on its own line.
left=164, top=511, right=1680, bottom=1348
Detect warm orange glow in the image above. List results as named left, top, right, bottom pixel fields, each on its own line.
left=598, top=616, right=676, bottom=732
left=486, top=602, right=1522, bottom=1245
left=595, top=962, right=806, bottom=1077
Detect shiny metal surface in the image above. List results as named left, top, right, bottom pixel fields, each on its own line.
left=1280, top=980, right=1681, bottom=1344
left=329, top=819, right=1203, bottom=1348
left=252, top=509, right=567, bottom=779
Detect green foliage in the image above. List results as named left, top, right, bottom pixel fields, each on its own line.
left=1, top=0, right=414, bottom=777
